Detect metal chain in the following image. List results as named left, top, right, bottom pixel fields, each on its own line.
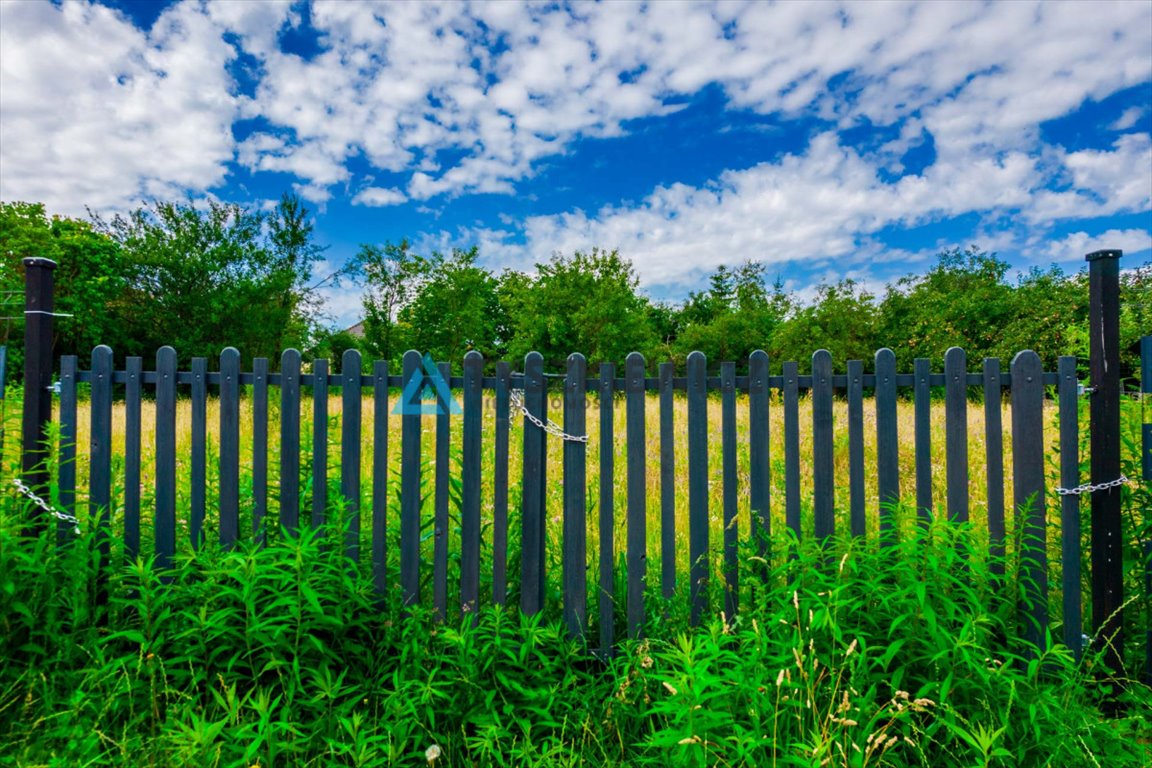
left=509, top=388, right=589, bottom=443
left=1054, top=475, right=1131, bottom=496
left=12, top=477, right=80, bottom=533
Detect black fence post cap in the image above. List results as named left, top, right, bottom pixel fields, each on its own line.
left=1085, top=249, right=1122, bottom=262
left=22, top=257, right=57, bottom=269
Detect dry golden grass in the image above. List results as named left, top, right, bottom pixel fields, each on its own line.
left=20, top=389, right=1068, bottom=576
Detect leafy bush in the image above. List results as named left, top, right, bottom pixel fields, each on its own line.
left=1, top=492, right=1148, bottom=767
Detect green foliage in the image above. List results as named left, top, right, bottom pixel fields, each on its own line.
left=95, top=194, right=324, bottom=366
left=877, top=247, right=1016, bottom=370
left=400, top=247, right=508, bottom=367
left=346, top=239, right=428, bottom=365
left=2, top=488, right=1149, bottom=766
left=992, top=266, right=1089, bottom=371
left=774, top=279, right=880, bottom=369
left=1119, top=263, right=1151, bottom=377
left=671, top=262, right=793, bottom=369
left=0, top=201, right=129, bottom=372
left=503, top=248, right=653, bottom=369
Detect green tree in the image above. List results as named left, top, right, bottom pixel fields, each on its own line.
left=97, top=195, right=324, bottom=364
left=504, top=248, right=652, bottom=370
left=772, top=279, right=878, bottom=369
left=672, top=261, right=792, bottom=369
left=1119, top=261, right=1151, bottom=379
left=877, top=247, right=1015, bottom=369
left=1, top=201, right=129, bottom=373
left=993, top=266, right=1089, bottom=370
left=400, top=247, right=506, bottom=366
left=345, top=239, right=428, bottom=364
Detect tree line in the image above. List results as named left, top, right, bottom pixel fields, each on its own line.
left=337, top=240, right=1149, bottom=378
left=1, top=198, right=1148, bottom=381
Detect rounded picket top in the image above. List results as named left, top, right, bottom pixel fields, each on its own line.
left=464, top=349, right=484, bottom=366
left=1010, top=349, right=1042, bottom=380
left=280, top=348, right=301, bottom=366
left=220, top=346, right=240, bottom=365
left=625, top=352, right=645, bottom=384
left=156, top=346, right=177, bottom=367
left=566, top=352, right=587, bottom=380
left=90, top=344, right=113, bottom=362
left=565, top=353, right=587, bottom=396
left=523, top=350, right=543, bottom=367
left=812, top=349, right=832, bottom=366
left=342, top=347, right=362, bottom=372
left=749, top=349, right=768, bottom=365
left=686, top=350, right=707, bottom=366
left=874, top=347, right=895, bottom=364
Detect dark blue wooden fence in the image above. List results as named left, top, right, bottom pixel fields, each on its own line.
left=50, top=341, right=1112, bottom=656
left=12, top=251, right=1148, bottom=670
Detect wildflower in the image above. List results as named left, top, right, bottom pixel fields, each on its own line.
left=775, top=668, right=785, bottom=686
left=425, top=744, right=441, bottom=764
left=663, top=681, right=678, bottom=696
left=678, top=735, right=702, bottom=745
left=846, top=638, right=858, bottom=657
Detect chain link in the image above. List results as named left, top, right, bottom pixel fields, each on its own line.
left=509, top=388, right=589, bottom=443
left=12, top=477, right=80, bottom=533
left=1054, top=475, right=1131, bottom=496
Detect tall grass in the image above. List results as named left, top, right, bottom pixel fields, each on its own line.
left=13, top=389, right=1061, bottom=580
left=1, top=386, right=1150, bottom=765
left=1, top=496, right=1149, bottom=766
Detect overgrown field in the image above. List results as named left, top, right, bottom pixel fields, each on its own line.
left=1, top=388, right=1069, bottom=568
left=0, top=390, right=1150, bottom=765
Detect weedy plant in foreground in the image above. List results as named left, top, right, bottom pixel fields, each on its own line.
left=1, top=489, right=1150, bottom=768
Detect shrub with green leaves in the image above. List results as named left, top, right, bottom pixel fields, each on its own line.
left=2, top=489, right=1149, bottom=767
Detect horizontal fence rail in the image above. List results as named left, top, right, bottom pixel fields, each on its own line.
left=49, top=342, right=1108, bottom=656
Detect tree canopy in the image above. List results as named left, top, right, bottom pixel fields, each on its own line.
left=3, top=196, right=1149, bottom=381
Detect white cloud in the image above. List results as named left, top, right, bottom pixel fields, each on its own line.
left=1028, top=133, right=1152, bottom=222
left=352, top=186, right=406, bottom=207
left=1041, top=229, right=1152, bottom=266
left=0, top=0, right=239, bottom=215
left=498, top=133, right=1047, bottom=290
left=1112, top=107, right=1146, bottom=131
left=1, top=0, right=1149, bottom=287
left=202, top=0, right=1152, bottom=208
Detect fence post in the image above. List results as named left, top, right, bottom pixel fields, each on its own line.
left=20, top=257, right=56, bottom=536
left=1086, top=248, right=1123, bottom=697
left=1143, top=335, right=1151, bottom=687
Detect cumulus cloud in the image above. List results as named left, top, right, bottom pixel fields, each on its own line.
left=0, top=0, right=240, bottom=214
left=217, top=0, right=1151, bottom=203
left=483, top=133, right=1049, bottom=290
left=1041, top=229, right=1152, bottom=266
left=352, top=186, right=407, bottom=207
left=1, top=0, right=1148, bottom=309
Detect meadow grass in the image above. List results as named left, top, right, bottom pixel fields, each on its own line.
left=24, top=389, right=1057, bottom=558
left=2, top=494, right=1150, bottom=767
left=0, top=386, right=1113, bottom=626
left=1, top=388, right=1150, bottom=766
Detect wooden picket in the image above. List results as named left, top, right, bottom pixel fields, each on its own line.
left=53, top=336, right=1148, bottom=659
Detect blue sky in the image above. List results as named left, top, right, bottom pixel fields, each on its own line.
left=1, top=0, right=1150, bottom=326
